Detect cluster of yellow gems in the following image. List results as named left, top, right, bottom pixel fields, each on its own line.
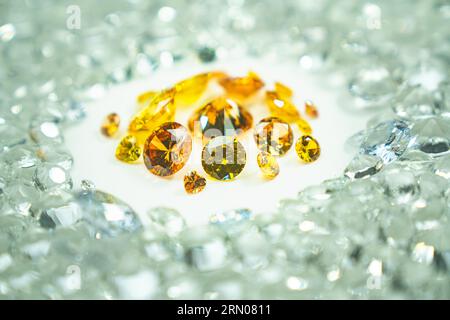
left=101, top=71, right=321, bottom=194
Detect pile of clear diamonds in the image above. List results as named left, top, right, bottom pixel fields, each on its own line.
left=0, top=0, right=449, bottom=299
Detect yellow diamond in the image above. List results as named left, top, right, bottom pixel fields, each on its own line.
left=174, top=71, right=227, bottom=106
left=296, top=135, right=321, bottom=163
left=257, top=152, right=280, bottom=179
left=296, top=118, right=313, bottom=134
left=188, top=97, right=253, bottom=141
left=202, top=136, right=246, bottom=181
left=128, top=89, right=176, bottom=134
left=184, top=171, right=207, bottom=194
left=219, top=71, right=264, bottom=103
left=136, top=90, right=158, bottom=105
left=101, top=113, right=120, bottom=137
left=115, top=135, right=142, bottom=163
left=305, top=100, right=319, bottom=118
left=254, top=117, right=293, bottom=156
left=275, top=81, right=293, bottom=99
left=143, top=122, right=192, bottom=177
left=265, top=90, right=301, bottom=123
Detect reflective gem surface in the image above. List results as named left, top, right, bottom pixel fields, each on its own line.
left=143, top=122, right=192, bottom=177
left=265, top=90, right=301, bottom=122
left=202, top=136, right=246, bottom=181
left=219, top=71, right=264, bottom=102
left=257, top=152, right=280, bottom=179
left=254, top=117, right=293, bottom=156
left=184, top=171, right=207, bottom=194
left=115, top=135, right=142, bottom=163
left=296, top=135, right=321, bottom=163
left=304, top=100, right=319, bottom=118
left=101, top=113, right=120, bottom=137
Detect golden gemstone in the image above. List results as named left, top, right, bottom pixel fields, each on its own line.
left=257, top=152, right=280, bottom=179
left=296, top=135, right=321, bottom=163
left=184, top=171, right=207, bottom=194
left=305, top=100, right=319, bottom=118
left=254, top=117, right=293, bottom=156
left=202, top=136, right=246, bottom=181
left=219, top=71, right=264, bottom=102
left=296, top=118, right=313, bottom=134
left=143, top=122, right=192, bottom=177
left=101, top=113, right=120, bottom=137
left=275, top=81, right=293, bottom=99
left=128, top=89, right=176, bottom=134
left=115, top=135, right=142, bottom=163
left=174, top=71, right=227, bottom=106
left=136, top=90, right=158, bottom=105
left=265, top=90, right=301, bottom=123
left=188, top=97, right=253, bottom=141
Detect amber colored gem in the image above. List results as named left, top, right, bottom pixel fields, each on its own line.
left=188, top=97, right=253, bottom=141
left=115, top=135, right=142, bottom=163
left=254, top=117, right=293, bottom=156
left=184, top=171, right=207, bottom=194
left=295, top=135, right=321, bottom=163
left=136, top=90, right=158, bottom=105
left=296, top=118, right=313, bottom=135
left=128, top=89, right=176, bottom=134
left=219, top=71, right=265, bottom=102
left=265, top=90, right=301, bottom=123
left=257, top=152, right=280, bottom=179
left=305, top=100, right=319, bottom=118
left=275, top=81, right=293, bottom=99
left=202, top=136, right=246, bottom=181
left=143, top=122, right=192, bottom=177
left=101, top=113, right=120, bottom=137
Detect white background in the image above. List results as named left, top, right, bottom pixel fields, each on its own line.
left=65, top=58, right=373, bottom=226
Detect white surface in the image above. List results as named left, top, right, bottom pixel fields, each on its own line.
left=65, top=58, right=373, bottom=226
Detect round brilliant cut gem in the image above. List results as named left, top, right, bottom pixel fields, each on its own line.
left=296, top=135, right=321, bottom=163
left=143, top=122, right=192, bottom=177
left=254, top=117, right=293, bottom=156
left=257, top=152, right=280, bottom=179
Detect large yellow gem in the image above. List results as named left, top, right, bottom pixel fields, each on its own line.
left=295, top=135, right=321, bottom=163
left=128, top=89, right=176, bottom=134
left=275, top=81, right=293, bottom=99
left=136, top=90, right=158, bottom=105
left=174, top=71, right=227, bottom=106
left=188, top=97, right=253, bottom=141
left=219, top=71, right=264, bottom=102
left=254, top=117, right=293, bottom=156
left=257, top=151, right=280, bottom=179
left=143, top=122, right=192, bottom=177
left=265, top=90, right=301, bottom=123
left=101, top=113, right=120, bottom=137
left=202, top=136, right=246, bottom=181
left=115, top=135, right=142, bottom=163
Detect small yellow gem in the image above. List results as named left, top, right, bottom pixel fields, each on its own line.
left=257, top=152, right=280, bottom=179
left=202, top=136, right=246, bottom=181
left=254, top=117, right=293, bottom=156
left=101, top=113, right=120, bottom=137
left=219, top=71, right=265, bottom=102
left=275, top=81, right=293, bottom=99
left=136, top=90, right=158, bottom=105
left=305, top=100, right=319, bottom=118
left=184, top=171, right=207, bottom=194
left=295, top=135, right=321, bottom=163
left=115, top=135, right=142, bottom=163
left=265, top=90, right=301, bottom=123
left=296, top=118, right=313, bottom=134
left=128, top=89, right=176, bottom=134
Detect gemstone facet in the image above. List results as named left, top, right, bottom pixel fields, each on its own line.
left=101, top=113, right=120, bottom=137
left=202, top=136, right=246, bottom=181
left=257, top=152, right=280, bottom=179
left=115, top=135, right=142, bottom=163
left=184, top=171, right=207, bottom=194
left=188, top=97, right=253, bottom=141
left=174, top=72, right=224, bottom=106
left=143, top=122, right=192, bottom=177
left=254, top=117, right=293, bottom=156
left=275, top=81, right=293, bottom=99
left=219, top=71, right=264, bottom=102
left=266, top=90, right=301, bottom=123
left=305, top=100, right=319, bottom=118
left=296, top=135, right=321, bottom=162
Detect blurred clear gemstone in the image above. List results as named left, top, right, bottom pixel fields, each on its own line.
left=411, top=116, right=450, bottom=156
left=145, top=207, right=185, bottom=237
left=344, top=154, right=383, bottom=179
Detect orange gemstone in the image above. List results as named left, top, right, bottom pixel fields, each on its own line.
left=188, top=97, right=253, bottom=141
left=101, top=113, right=120, bottom=137
left=184, top=171, right=207, bottom=194
left=304, top=100, right=319, bottom=118
left=265, top=90, right=301, bottom=123
left=219, top=71, right=264, bottom=102
left=254, top=117, right=293, bottom=156
left=143, top=122, right=192, bottom=177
